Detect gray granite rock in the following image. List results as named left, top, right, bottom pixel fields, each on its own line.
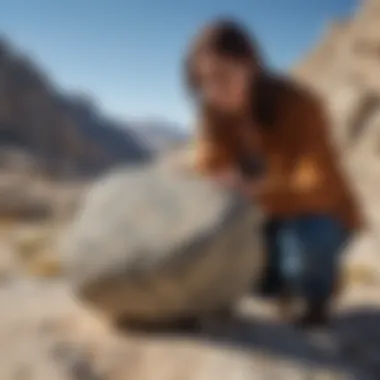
left=62, top=164, right=265, bottom=323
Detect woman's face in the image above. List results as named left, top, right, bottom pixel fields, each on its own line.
left=194, top=53, right=254, bottom=116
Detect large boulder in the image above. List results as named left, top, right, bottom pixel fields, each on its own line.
left=61, top=163, right=265, bottom=324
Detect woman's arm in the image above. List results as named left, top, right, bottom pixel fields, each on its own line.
left=167, top=117, right=242, bottom=188
left=244, top=93, right=342, bottom=216
left=194, top=132, right=235, bottom=174
left=195, top=134, right=245, bottom=190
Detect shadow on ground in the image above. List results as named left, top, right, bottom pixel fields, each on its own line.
left=118, top=307, right=380, bottom=380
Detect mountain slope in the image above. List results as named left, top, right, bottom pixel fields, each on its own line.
left=131, top=120, right=189, bottom=155
left=292, top=0, right=380, bottom=157
left=0, top=37, right=153, bottom=179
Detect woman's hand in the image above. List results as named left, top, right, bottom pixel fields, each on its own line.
left=210, top=169, right=242, bottom=191
left=238, top=178, right=267, bottom=199
left=163, top=146, right=197, bottom=174
left=209, top=169, right=267, bottom=198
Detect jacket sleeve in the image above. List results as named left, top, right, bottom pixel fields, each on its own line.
left=257, top=93, right=342, bottom=216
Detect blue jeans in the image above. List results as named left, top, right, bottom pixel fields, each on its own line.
left=260, top=215, right=352, bottom=303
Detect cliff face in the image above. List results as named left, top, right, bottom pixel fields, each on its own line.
left=0, top=37, right=154, bottom=180
left=293, top=0, right=380, bottom=161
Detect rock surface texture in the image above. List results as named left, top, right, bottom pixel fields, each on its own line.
left=62, top=164, right=265, bottom=323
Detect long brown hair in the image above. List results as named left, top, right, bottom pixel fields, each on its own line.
left=185, top=19, right=282, bottom=146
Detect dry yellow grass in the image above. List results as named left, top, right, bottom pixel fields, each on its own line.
left=15, top=233, right=50, bottom=259
left=0, top=217, right=18, bottom=232
left=24, top=253, right=62, bottom=278
left=8, top=222, right=64, bottom=278
left=11, top=222, right=61, bottom=257
left=340, top=262, right=379, bottom=289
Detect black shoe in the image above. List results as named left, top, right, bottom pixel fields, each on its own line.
left=115, top=315, right=202, bottom=333
left=256, top=274, right=283, bottom=299
left=295, top=302, right=330, bottom=329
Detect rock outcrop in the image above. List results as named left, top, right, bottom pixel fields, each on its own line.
left=0, top=37, right=186, bottom=180
left=293, top=0, right=380, bottom=161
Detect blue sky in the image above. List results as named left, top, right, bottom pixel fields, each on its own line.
left=0, top=0, right=358, bottom=127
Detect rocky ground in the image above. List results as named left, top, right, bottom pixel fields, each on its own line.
left=0, top=154, right=378, bottom=380
left=1, top=1, right=380, bottom=377
left=0, top=252, right=379, bottom=380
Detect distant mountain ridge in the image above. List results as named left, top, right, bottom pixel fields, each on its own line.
left=131, top=120, right=189, bottom=155
left=0, top=36, right=186, bottom=179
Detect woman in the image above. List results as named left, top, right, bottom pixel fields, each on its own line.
left=184, top=19, right=364, bottom=327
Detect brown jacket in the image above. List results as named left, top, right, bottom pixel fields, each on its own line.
left=195, top=77, right=364, bottom=231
